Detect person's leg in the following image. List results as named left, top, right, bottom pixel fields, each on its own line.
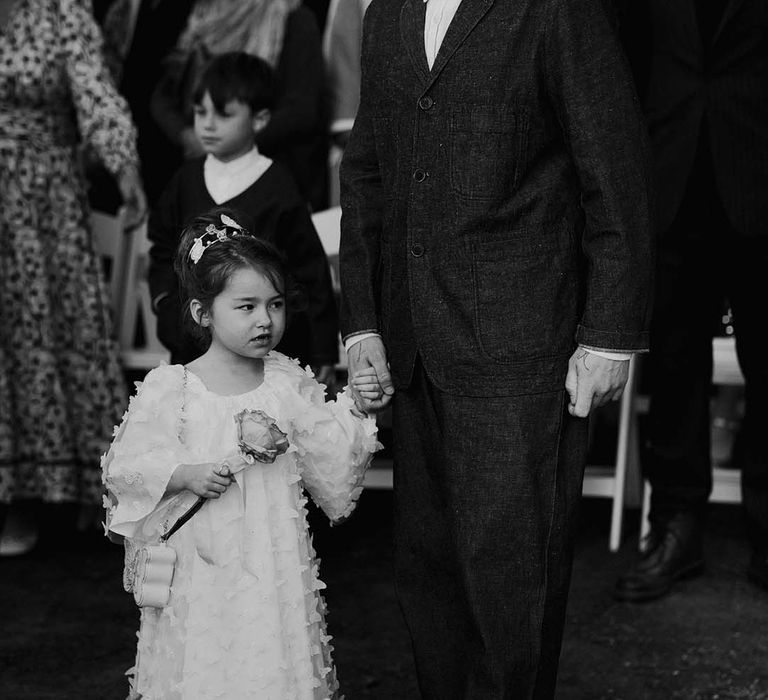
left=615, top=142, right=724, bottom=601
left=642, top=236, right=716, bottom=523
left=644, top=126, right=726, bottom=524
left=0, top=500, right=38, bottom=557
left=391, top=363, right=475, bottom=699
left=728, top=233, right=768, bottom=586
left=533, top=399, right=589, bottom=699
left=392, top=360, right=586, bottom=699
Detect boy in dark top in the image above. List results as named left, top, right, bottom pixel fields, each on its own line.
left=148, top=52, right=338, bottom=383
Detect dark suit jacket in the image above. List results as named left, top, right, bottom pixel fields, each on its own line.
left=339, top=0, right=654, bottom=396
left=619, top=0, right=768, bottom=236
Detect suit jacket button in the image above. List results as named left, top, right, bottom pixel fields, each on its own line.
left=418, top=96, right=434, bottom=111
left=413, top=168, right=427, bottom=182
left=411, top=243, right=425, bottom=257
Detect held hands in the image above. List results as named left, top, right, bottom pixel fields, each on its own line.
left=564, top=349, right=630, bottom=418
left=170, top=463, right=234, bottom=499
left=347, top=336, right=394, bottom=414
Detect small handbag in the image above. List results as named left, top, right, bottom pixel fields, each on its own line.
left=122, top=370, right=200, bottom=609
left=125, top=540, right=177, bottom=608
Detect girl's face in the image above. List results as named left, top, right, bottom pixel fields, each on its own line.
left=193, top=92, right=257, bottom=162
left=197, top=265, right=286, bottom=361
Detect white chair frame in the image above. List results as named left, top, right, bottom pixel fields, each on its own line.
left=116, top=221, right=170, bottom=370
left=638, top=336, right=744, bottom=540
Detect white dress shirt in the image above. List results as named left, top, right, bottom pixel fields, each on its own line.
left=424, top=0, right=464, bottom=69
left=346, top=0, right=631, bottom=361
left=203, top=146, right=272, bottom=205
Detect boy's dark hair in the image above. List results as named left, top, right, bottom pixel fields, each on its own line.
left=174, top=207, right=297, bottom=346
left=192, top=52, right=275, bottom=114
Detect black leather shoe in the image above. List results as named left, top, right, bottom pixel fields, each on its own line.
left=748, top=550, right=768, bottom=591
left=614, top=512, right=704, bottom=602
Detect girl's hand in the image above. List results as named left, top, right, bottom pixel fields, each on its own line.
left=351, top=366, right=383, bottom=403
left=170, top=463, right=233, bottom=499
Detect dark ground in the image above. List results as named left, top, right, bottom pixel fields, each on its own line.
left=1, top=490, right=767, bottom=700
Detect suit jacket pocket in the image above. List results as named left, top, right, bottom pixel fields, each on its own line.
left=450, top=105, right=529, bottom=201
left=472, top=231, right=579, bottom=364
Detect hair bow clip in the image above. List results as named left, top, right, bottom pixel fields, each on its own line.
left=189, top=215, right=247, bottom=264
left=220, top=214, right=243, bottom=230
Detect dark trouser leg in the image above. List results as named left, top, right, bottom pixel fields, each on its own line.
left=644, top=155, right=725, bottom=523
left=533, top=399, right=589, bottom=699
left=729, top=235, right=768, bottom=553
left=644, top=247, right=717, bottom=522
left=392, top=361, right=587, bottom=699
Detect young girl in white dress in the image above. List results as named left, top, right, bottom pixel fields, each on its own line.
left=102, top=209, right=380, bottom=700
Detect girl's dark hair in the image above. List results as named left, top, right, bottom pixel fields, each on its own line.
left=174, top=207, right=294, bottom=346
left=192, top=52, right=275, bottom=114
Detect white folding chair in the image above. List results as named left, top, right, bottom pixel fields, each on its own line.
left=90, top=208, right=130, bottom=331
left=310, top=206, right=346, bottom=369
left=638, top=336, right=744, bottom=540
left=582, top=355, right=642, bottom=551
left=117, top=221, right=170, bottom=370
left=311, top=205, right=341, bottom=287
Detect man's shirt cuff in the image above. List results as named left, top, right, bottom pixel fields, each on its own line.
left=343, top=331, right=381, bottom=353
left=579, top=345, right=633, bottom=361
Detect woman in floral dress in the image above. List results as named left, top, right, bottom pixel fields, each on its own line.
left=0, top=0, right=146, bottom=554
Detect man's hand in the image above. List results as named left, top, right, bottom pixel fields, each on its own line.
left=564, top=349, right=629, bottom=418
left=347, top=335, right=394, bottom=413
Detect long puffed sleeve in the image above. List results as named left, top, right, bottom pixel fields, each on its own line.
left=58, top=0, right=139, bottom=176
left=270, top=356, right=380, bottom=523
left=102, top=366, right=190, bottom=539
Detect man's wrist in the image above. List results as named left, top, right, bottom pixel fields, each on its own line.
left=343, top=331, right=381, bottom=353
left=579, top=345, right=633, bottom=362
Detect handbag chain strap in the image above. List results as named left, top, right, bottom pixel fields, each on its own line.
left=159, top=367, right=205, bottom=543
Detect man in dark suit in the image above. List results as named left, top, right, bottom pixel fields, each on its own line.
left=339, top=0, right=654, bottom=696
left=614, top=0, right=768, bottom=602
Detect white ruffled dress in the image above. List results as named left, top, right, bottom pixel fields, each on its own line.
left=102, top=353, right=379, bottom=700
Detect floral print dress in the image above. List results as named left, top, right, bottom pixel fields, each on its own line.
left=0, top=0, right=138, bottom=503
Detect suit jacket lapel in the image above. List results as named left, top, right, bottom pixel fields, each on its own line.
left=712, top=0, right=744, bottom=44
left=400, top=0, right=431, bottom=84
left=429, top=0, right=496, bottom=83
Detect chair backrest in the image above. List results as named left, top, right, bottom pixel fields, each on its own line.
left=90, top=209, right=129, bottom=326
left=117, top=221, right=170, bottom=369
left=311, top=206, right=346, bottom=368
left=311, top=206, right=342, bottom=292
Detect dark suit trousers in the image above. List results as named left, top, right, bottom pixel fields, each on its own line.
left=644, top=127, right=768, bottom=550
left=391, top=359, right=588, bottom=699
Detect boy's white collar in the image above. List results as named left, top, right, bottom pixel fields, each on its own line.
left=203, top=146, right=273, bottom=205
left=206, top=145, right=262, bottom=173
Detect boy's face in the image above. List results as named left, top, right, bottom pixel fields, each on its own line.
left=193, top=92, right=262, bottom=162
